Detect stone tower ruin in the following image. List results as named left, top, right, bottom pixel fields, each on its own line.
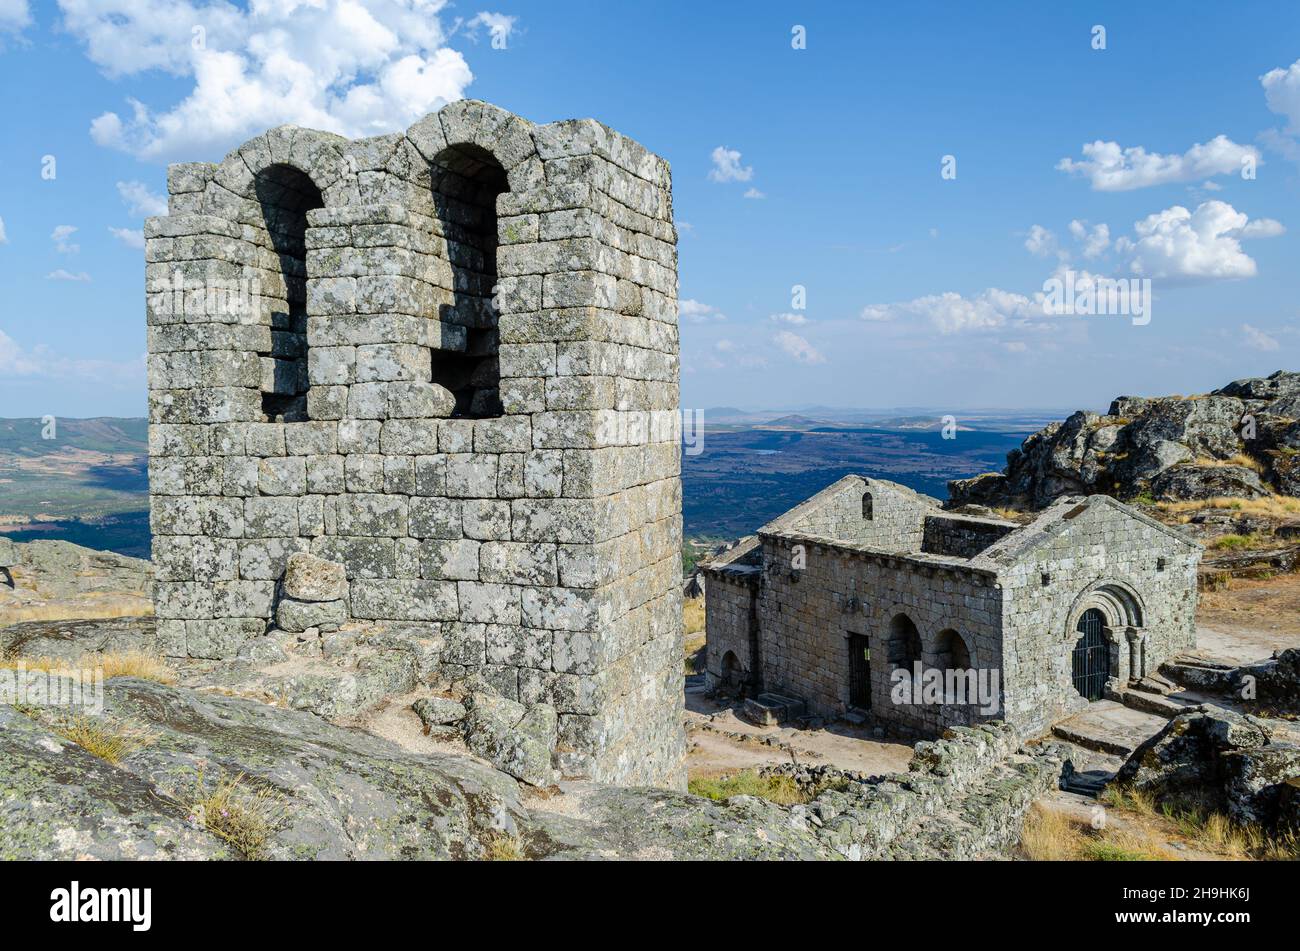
left=145, top=100, right=684, bottom=787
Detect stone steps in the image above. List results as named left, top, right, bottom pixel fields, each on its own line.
left=1115, top=687, right=1195, bottom=720
left=1051, top=721, right=1137, bottom=757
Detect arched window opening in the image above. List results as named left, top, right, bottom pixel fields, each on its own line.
left=862, top=492, right=873, bottom=520
left=430, top=144, right=508, bottom=418
left=255, top=164, right=323, bottom=422
left=886, top=613, right=922, bottom=668
left=933, top=628, right=972, bottom=670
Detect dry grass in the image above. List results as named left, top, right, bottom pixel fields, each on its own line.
left=689, top=770, right=808, bottom=806
left=1020, top=804, right=1082, bottom=860
left=682, top=596, right=707, bottom=674
left=1156, top=495, right=1300, bottom=520
left=1160, top=802, right=1299, bottom=860
left=48, top=714, right=156, bottom=765
left=1101, top=785, right=1158, bottom=817
left=1020, top=802, right=1179, bottom=861
left=1193, top=454, right=1267, bottom=474
left=0, top=651, right=176, bottom=684
left=485, top=834, right=527, bottom=861
left=683, top=596, right=705, bottom=635
left=991, top=506, right=1033, bottom=523
left=1043, top=787, right=1300, bottom=861
left=190, top=770, right=288, bottom=861
left=0, top=597, right=153, bottom=626
left=1209, top=533, right=1265, bottom=551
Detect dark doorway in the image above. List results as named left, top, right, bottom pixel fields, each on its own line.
left=719, top=650, right=742, bottom=694
left=848, top=633, right=872, bottom=708
left=1071, top=608, right=1109, bottom=701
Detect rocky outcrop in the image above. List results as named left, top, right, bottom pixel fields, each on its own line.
left=0, top=540, right=153, bottom=625
left=1113, top=706, right=1300, bottom=830
left=949, top=370, right=1300, bottom=509
left=1236, top=649, right=1300, bottom=714
left=0, top=677, right=1063, bottom=860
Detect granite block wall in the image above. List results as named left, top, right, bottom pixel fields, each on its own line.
left=921, top=514, right=1017, bottom=558
left=992, top=500, right=1200, bottom=734
left=755, top=534, right=1003, bottom=732
left=783, top=477, right=939, bottom=551
left=145, top=100, right=684, bottom=788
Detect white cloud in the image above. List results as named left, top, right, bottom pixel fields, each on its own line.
left=0, top=0, right=30, bottom=34
left=772, top=330, right=825, bottom=364
left=47, top=269, right=92, bottom=282
left=0, top=215, right=8, bottom=244
left=1238, top=217, right=1285, bottom=239
left=1069, top=219, right=1110, bottom=259
left=1261, top=58, right=1300, bottom=135
left=69, top=0, right=476, bottom=162
left=116, top=180, right=167, bottom=217
left=1024, top=224, right=1058, bottom=258
left=1242, top=323, right=1280, bottom=352
left=680, top=298, right=727, bottom=323
left=676, top=220, right=694, bottom=236
left=743, top=187, right=766, bottom=199
left=51, top=225, right=79, bottom=254
left=1056, top=135, right=1259, bottom=191
left=1120, top=200, right=1283, bottom=281
left=0, top=326, right=143, bottom=382
left=109, top=226, right=145, bottom=249
left=708, top=146, right=753, bottom=183
left=768, top=313, right=807, bottom=325
left=0, top=327, right=40, bottom=374
left=463, top=12, right=515, bottom=45
left=861, top=288, right=1041, bottom=334
left=1004, top=341, right=1028, bottom=353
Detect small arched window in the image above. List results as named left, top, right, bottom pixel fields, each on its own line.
left=429, top=144, right=509, bottom=418
left=254, top=163, right=324, bottom=422
left=886, top=613, right=921, bottom=668
left=934, top=628, right=972, bottom=670
left=862, top=492, right=873, bottom=520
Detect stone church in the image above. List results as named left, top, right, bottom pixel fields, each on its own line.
left=702, top=476, right=1201, bottom=736
left=144, top=100, right=684, bottom=787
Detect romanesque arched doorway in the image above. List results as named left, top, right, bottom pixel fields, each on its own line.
left=1071, top=608, right=1109, bottom=701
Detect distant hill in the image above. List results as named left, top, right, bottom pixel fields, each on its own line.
left=0, top=417, right=147, bottom=455
left=0, top=417, right=149, bottom=558
left=753, top=414, right=836, bottom=430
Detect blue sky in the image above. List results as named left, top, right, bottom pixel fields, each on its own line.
left=1, top=0, right=1299, bottom=418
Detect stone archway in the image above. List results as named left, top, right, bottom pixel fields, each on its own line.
left=1065, top=580, right=1148, bottom=687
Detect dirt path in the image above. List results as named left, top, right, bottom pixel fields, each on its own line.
left=1196, top=573, right=1300, bottom=663
left=684, top=687, right=915, bottom=779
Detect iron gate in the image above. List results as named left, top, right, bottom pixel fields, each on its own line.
left=849, top=634, right=872, bottom=708
left=1071, top=609, right=1109, bottom=701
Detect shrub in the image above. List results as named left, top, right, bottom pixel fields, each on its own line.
left=190, top=770, right=288, bottom=861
